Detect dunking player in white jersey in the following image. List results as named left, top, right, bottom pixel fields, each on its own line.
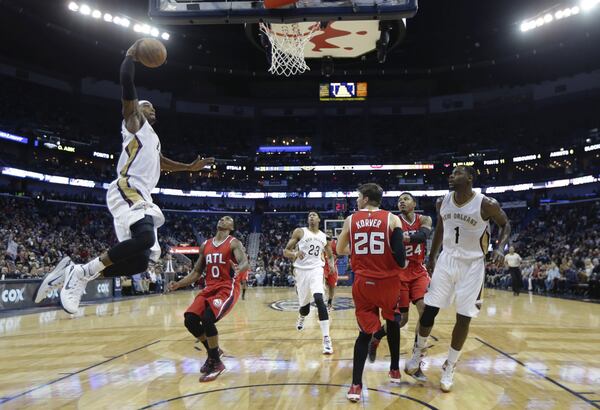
left=35, top=39, right=214, bottom=313
left=405, top=166, right=510, bottom=392
left=284, top=211, right=336, bottom=354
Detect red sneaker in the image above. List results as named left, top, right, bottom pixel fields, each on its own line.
left=367, top=337, right=380, bottom=363
left=199, top=359, right=226, bottom=382
left=200, top=349, right=224, bottom=374
left=389, top=369, right=401, bottom=384
left=347, top=384, right=362, bottom=402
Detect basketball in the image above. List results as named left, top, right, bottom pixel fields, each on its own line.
left=136, top=38, right=167, bottom=68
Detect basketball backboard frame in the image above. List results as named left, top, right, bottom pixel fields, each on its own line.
left=148, top=0, right=418, bottom=25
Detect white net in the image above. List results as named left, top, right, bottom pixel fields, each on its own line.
left=259, top=22, right=320, bottom=77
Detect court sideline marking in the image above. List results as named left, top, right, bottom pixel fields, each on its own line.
left=0, top=340, right=161, bottom=405
left=476, top=337, right=599, bottom=409
left=137, top=382, right=440, bottom=409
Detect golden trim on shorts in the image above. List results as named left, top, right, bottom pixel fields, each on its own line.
left=117, top=136, right=144, bottom=206
left=480, top=230, right=490, bottom=256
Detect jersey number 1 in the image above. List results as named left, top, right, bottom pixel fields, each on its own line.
left=454, top=227, right=460, bottom=244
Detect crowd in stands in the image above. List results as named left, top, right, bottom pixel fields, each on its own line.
left=2, top=189, right=600, bottom=302
left=253, top=215, right=298, bottom=287
left=2, top=74, right=599, bottom=195
left=0, top=195, right=250, bottom=288
left=486, top=200, right=600, bottom=299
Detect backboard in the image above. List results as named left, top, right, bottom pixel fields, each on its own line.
left=324, top=219, right=344, bottom=238
left=148, top=0, right=418, bottom=25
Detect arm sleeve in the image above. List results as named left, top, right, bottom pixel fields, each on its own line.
left=120, top=56, right=137, bottom=101
left=409, top=226, right=431, bottom=244
left=391, top=227, right=407, bottom=267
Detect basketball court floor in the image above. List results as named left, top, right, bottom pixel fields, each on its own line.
left=0, top=287, right=598, bottom=409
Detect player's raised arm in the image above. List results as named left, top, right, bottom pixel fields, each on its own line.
left=426, top=197, right=445, bottom=274
left=159, top=154, right=216, bottom=173
left=121, top=40, right=145, bottom=134
left=283, top=228, right=304, bottom=259
left=231, top=239, right=250, bottom=274
left=482, top=197, right=511, bottom=264
left=169, top=242, right=206, bottom=290
left=335, top=217, right=352, bottom=256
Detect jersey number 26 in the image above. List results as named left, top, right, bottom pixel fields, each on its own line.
left=353, top=232, right=385, bottom=255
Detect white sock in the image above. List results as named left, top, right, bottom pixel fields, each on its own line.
left=416, top=334, right=428, bottom=350
left=82, top=257, right=105, bottom=279
left=319, top=320, right=330, bottom=338
left=447, top=347, right=461, bottom=365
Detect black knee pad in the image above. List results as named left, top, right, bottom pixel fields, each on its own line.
left=131, top=215, right=156, bottom=250
left=136, top=249, right=152, bottom=271
left=299, top=303, right=310, bottom=317
left=357, top=331, right=371, bottom=342
left=199, top=306, right=218, bottom=337
left=420, top=305, right=440, bottom=328
left=184, top=312, right=204, bottom=337
left=386, top=319, right=400, bottom=333
left=313, top=293, right=329, bottom=321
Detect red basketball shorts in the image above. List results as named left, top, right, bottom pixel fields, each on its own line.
left=185, top=282, right=240, bottom=321
left=400, top=263, right=430, bottom=306
left=325, top=266, right=338, bottom=288
left=352, top=274, right=405, bottom=334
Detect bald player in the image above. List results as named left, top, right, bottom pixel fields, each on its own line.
left=35, top=39, right=214, bottom=313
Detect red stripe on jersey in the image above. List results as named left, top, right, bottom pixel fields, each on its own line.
left=349, top=209, right=401, bottom=279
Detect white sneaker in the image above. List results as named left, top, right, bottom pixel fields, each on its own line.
left=34, top=257, right=71, bottom=303
left=440, top=360, right=455, bottom=392
left=404, top=347, right=428, bottom=382
left=323, top=336, right=333, bottom=355
left=60, top=265, right=89, bottom=314
left=296, top=315, right=305, bottom=331
left=404, top=347, right=423, bottom=375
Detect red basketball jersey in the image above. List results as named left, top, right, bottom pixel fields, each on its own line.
left=400, top=214, right=427, bottom=265
left=349, top=209, right=400, bottom=279
left=203, top=236, right=237, bottom=287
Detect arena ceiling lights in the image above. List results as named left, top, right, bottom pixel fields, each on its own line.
left=254, top=164, right=435, bottom=172
left=67, top=2, right=170, bottom=41
left=2, top=166, right=598, bottom=198
left=520, top=0, right=599, bottom=32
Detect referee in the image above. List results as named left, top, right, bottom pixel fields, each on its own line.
left=505, top=247, right=523, bottom=296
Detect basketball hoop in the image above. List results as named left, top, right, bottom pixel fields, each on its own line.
left=259, top=22, right=320, bottom=77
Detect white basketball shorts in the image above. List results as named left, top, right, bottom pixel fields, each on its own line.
left=294, top=266, right=325, bottom=307
left=106, top=184, right=165, bottom=263
left=424, top=251, right=485, bottom=318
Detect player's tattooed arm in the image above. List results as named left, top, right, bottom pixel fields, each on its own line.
left=482, top=197, right=511, bottom=264
left=169, top=243, right=206, bottom=291
left=335, top=216, right=352, bottom=256
left=232, top=239, right=250, bottom=274
left=324, top=241, right=336, bottom=272
left=406, top=215, right=432, bottom=244
left=121, top=39, right=144, bottom=134
left=283, top=228, right=304, bottom=260
left=160, top=155, right=216, bottom=173
left=426, top=197, right=445, bottom=275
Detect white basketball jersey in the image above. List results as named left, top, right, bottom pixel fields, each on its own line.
left=293, top=228, right=327, bottom=270
left=112, top=120, right=161, bottom=204
left=440, top=192, right=490, bottom=260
